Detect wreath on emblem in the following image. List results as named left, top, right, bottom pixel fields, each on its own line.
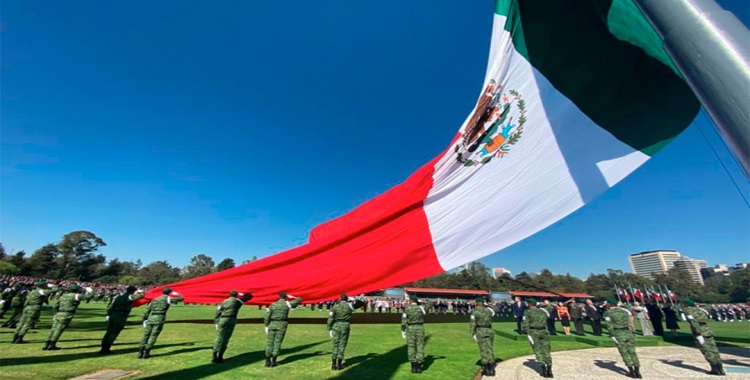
left=455, top=89, right=527, bottom=167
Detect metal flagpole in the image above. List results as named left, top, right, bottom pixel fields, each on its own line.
left=633, top=0, right=750, bottom=179
left=614, top=284, right=623, bottom=303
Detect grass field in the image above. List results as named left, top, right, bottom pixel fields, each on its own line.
left=1, top=303, right=748, bottom=379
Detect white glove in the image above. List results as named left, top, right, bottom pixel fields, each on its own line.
left=611, top=337, right=619, bottom=345
left=215, top=324, right=219, bottom=331
left=527, top=335, right=535, bottom=345
left=0, top=300, right=5, bottom=306
left=286, top=294, right=296, bottom=299
left=473, top=335, right=477, bottom=342
left=106, top=316, right=109, bottom=322
left=136, top=289, right=144, bottom=294
left=329, top=330, right=334, bottom=339
left=170, top=291, right=180, bottom=296
left=696, top=335, right=705, bottom=345
left=401, top=331, right=406, bottom=339
left=265, top=327, right=269, bottom=335
left=143, top=321, right=148, bottom=328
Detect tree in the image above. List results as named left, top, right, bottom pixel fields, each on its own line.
left=216, top=258, right=236, bottom=272
left=7, top=250, right=28, bottom=275
left=28, top=244, right=60, bottom=277
left=56, top=231, right=107, bottom=280
left=139, top=261, right=181, bottom=285
left=182, top=254, right=216, bottom=279
left=0, top=261, right=20, bottom=275
left=0, top=242, right=6, bottom=260
left=120, top=259, right=142, bottom=276
left=729, top=268, right=750, bottom=303
left=241, top=256, right=259, bottom=265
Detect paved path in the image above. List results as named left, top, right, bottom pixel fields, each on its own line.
left=485, top=346, right=750, bottom=379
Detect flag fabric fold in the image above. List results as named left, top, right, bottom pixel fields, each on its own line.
left=137, top=0, right=701, bottom=306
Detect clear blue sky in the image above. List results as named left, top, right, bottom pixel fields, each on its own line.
left=2, top=1, right=748, bottom=279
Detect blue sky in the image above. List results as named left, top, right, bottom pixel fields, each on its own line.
left=2, top=1, right=748, bottom=279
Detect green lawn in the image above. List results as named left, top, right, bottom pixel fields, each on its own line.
left=1, top=303, right=747, bottom=379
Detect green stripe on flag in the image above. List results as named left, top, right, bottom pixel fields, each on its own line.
left=496, top=0, right=700, bottom=156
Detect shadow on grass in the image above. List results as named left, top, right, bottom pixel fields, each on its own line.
left=138, top=340, right=328, bottom=380
left=330, top=335, right=434, bottom=379
left=279, top=350, right=328, bottom=365
left=1, top=342, right=195, bottom=366
left=593, top=359, right=629, bottom=375
left=660, top=359, right=708, bottom=373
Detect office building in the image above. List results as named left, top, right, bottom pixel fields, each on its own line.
left=674, top=257, right=708, bottom=286
left=492, top=267, right=512, bottom=279
left=629, top=250, right=682, bottom=280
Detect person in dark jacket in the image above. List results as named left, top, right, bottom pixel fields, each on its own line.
left=645, top=301, right=664, bottom=336
left=584, top=299, right=603, bottom=336
left=511, top=296, right=527, bottom=334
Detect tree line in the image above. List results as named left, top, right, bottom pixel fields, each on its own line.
left=0, top=231, right=258, bottom=286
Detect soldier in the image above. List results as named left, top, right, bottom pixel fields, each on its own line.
left=100, top=286, right=144, bottom=354
left=401, top=294, right=433, bottom=374
left=138, top=287, right=184, bottom=359
left=2, top=284, right=28, bottom=329
left=522, top=298, right=553, bottom=378
left=264, top=292, right=303, bottom=367
left=213, top=290, right=253, bottom=363
left=0, top=282, right=19, bottom=319
left=604, top=298, right=641, bottom=378
left=327, top=294, right=366, bottom=370
left=12, top=280, right=49, bottom=344
left=42, top=285, right=84, bottom=350
left=683, top=299, right=725, bottom=376
left=470, top=297, right=496, bottom=376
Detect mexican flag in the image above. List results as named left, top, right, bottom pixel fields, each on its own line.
left=138, top=0, right=700, bottom=305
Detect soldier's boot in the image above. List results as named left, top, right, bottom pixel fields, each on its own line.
left=270, top=356, right=277, bottom=367
left=99, top=344, right=111, bottom=354
left=708, top=363, right=723, bottom=376
left=548, top=364, right=553, bottom=378
left=218, top=350, right=226, bottom=363
left=336, top=358, right=343, bottom=370
left=137, top=346, right=145, bottom=359
left=416, top=362, right=423, bottom=374
left=212, top=351, right=219, bottom=363
left=717, top=363, right=726, bottom=376
left=539, top=365, right=548, bottom=378
left=143, top=348, right=151, bottom=359
left=626, top=366, right=634, bottom=378
left=11, top=333, right=19, bottom=344
left=48, top=341, right=61, bottom=350
left=331, top=358, right=337, bottom=370
left=480, top=363, right=488, bottom=376
left=14, top=334, right=27, bottom=344
left=265, top=357, right=271, bottom=367
left=410, top=362, right=417, bottom=374
left=489, top=362, right=496, bottom=376
left=42, top=340, right=51, bottom=350
left=633, top=366, right=642, bottom=379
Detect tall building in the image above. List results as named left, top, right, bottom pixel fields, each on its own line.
left=629, top=250, right=682, bottom=279
left=675, top=257, right=708, bottom=285
left=492, top=267, right=512, bottom=279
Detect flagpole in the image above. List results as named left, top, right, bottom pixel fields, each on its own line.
left=628, top=283, right=636, bottom=304
left=633, top=0, right=750, bottom=178
left=614, top=284, right=622, bottom=304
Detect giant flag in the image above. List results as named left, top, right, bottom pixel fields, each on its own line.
left=137, top=0, right=700, bottom=305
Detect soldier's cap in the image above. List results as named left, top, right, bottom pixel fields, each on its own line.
left=606, top=298, right=618, bottom=305
left=126, top=286, right=137, bottom=294
left=408, top=294, right=418, bottom=301
left=475, top=297, right=485, bottom=303
left=162, top=287, right=172, bottom=295
left=279, top=292, right=287, bottom=299
left=230, top=290, right=238, bottom=297
left=37, top=280, right=48, bottom=287
left=13, top=283, right=22, bottom=289
left=684, top=299, right=696, bottom=306
left=340, top=293, right=348, bottom=300
left=69, top=285, right=81, bottom=292
left=526, top=298, right=538, bottom=304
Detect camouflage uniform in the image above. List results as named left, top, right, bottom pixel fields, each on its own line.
left=684, top=304, right=724, bottom=375
left=604, top=304, right=641, bottom=378
left=0, top=284, right=18, bottom=318
left=138, top=290, right=184, bottom=358
left=13, top=284, right=49, bottom=343
left=522, top=301, right=553, bottom=377
left=100, top=287, right=143, bottom=353
left=3, top=287, right=27, bottom=329
left=213, top=291, right=252, bottom=363
left=264, top=293, right=303, bottom=367
left=470, top=300, right=496, bottom=376
left=43, top=287, right=83, bottom=350
left=401, top=297, right=433, bottom=374
left=327, top=295, right=366, bottom=370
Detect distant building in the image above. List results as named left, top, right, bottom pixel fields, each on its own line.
left=674, top=257, right=708, bottom=286
left=492, top=267, right=512, bottom=279
left=629, top=250, right=682, bottom=280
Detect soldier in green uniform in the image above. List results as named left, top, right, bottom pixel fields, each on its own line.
left=12, top=281, right=49, bottom=344
left=264, top=292, right=303, bottom=367
left=99, top=286, right=144, bottom=354
left=522, top=298, right=553, bottom=378
left=604, top=298, right=642, bottom=378
left=138, top=287, right=184, bottom=359
left=401, top=294, right=433, bottom=374
left=42, top=285, right=84, bottom=350
left=327, top=294, right=366, bottom=370
left=470, top=297, right=496, bottom=376
left=683, top=299, right=725, bottom=376
left=2, top=283, right=26, bottom=328
left=0, top=282, right=19, bottom=318
left=213, top=290, right=253, bottom=363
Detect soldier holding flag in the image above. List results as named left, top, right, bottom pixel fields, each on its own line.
left=264, top=292, right=303, bottom=367
left=326, top=294, right=366, bottom=370
left=138, top=288, right=184, bottom=359
left=213, top=290, right=253, bottom=363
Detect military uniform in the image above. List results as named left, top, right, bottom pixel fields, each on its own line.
left=264, top=292, right=303, bottom=367
left=401, top=295, right=433, bottom=374
left=604, top=300, right=641, bottom=378
left=43, top=286, right=83, bottom=350
left=470, top=298, right=496, bottom=376
left=100, top=286, right=143, bottom=354
left=3, top=286, right=28, bottom=329
left=327, top=294, right=366, bottom=370
left=684, top=300, right=725, bottom=375
left=0, top=284, right=18, bottom=318
left=138, top=288, right=184, bottom=359
left=213, top=290, right=253, bottom=363
left=522, top=299, right=553, bottom=378
left=13, top=282, right=49, bottom=344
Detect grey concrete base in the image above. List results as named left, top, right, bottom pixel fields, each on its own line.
left=485, top=346, right=750, bottom=379
left=68, top=370, right=136, bottom=380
